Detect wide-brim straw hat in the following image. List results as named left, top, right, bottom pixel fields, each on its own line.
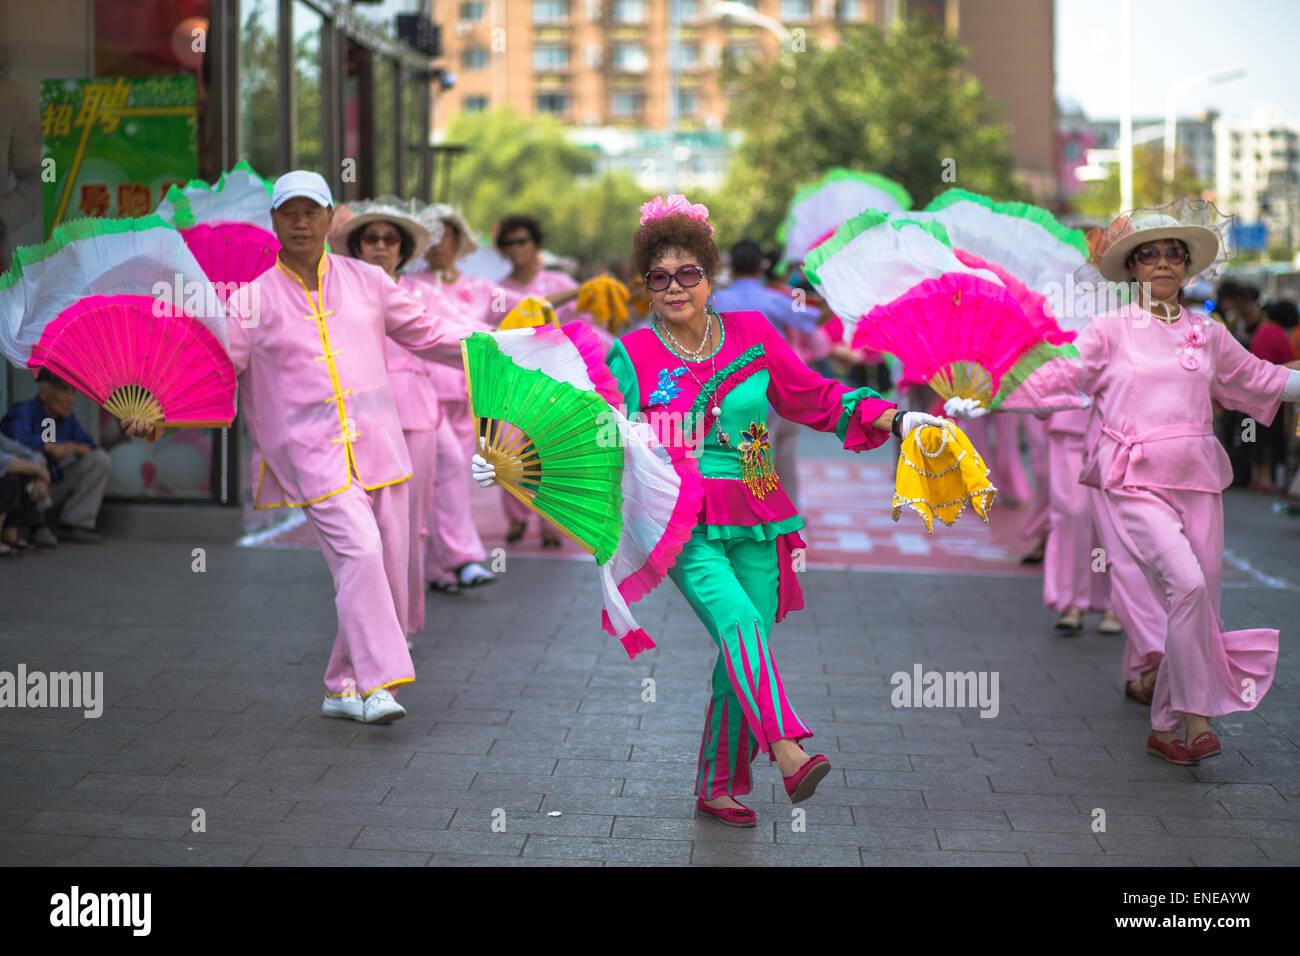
left=416, top=203, right=478, bottom=260
left=1089, top=196, right=1233, bottom=284
left=331, top=197, right=430, bottom=267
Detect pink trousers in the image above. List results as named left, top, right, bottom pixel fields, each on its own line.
left=1020, top=416, right=1051, bottom=546
left=1090, top=484, right=1168, bottom=681
left=1095, top=485, right=1279, bottom=730
left=402, top=427, right=437, bottom=633
left=965, top=414, right=1032, bottom=505
left=307, top=477, right=415, bottom=698
left=1043, top=432, right=1110, bottom=613
left=426, top=399, right=488, bottom=579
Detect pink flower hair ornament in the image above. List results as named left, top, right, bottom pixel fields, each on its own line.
left=639, top=194, right=715, bottom=238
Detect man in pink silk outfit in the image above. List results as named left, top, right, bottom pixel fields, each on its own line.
left=225, top=172, right=466, bottom=724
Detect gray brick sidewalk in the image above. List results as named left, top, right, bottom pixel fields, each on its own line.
left=0, top=488, right=1297, bottom=866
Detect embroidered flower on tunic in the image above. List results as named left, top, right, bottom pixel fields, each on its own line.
left=1181, top=319, right=1205, bottom=369
left=647, top=366, right=686, bottom=406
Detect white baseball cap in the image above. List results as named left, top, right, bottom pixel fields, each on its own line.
left=271, top=170, right=333, bottom=209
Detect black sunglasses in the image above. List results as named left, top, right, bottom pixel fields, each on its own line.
left=644, top=265, right=706, bottom=292
left=499, top=236, right=533, bottom=248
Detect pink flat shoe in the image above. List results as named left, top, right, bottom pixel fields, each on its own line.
left=783, top=754, right=831, bottom=803
left=695, top=797, right=757, bottom=828
left=1185, top=731, right=1221, bottom=760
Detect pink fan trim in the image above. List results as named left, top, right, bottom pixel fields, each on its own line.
left=851, top=272, right=1037, bottom=386
left=608, top=623, right=658, bottom=660
left=954, top=249, right=1075, bottom=345
left=607, top=437, right=704, bottom=613
left=544, top=321, right=626, bottom=408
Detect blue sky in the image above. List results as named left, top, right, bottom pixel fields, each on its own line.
left=1055, top=0, right=1300, bottom=120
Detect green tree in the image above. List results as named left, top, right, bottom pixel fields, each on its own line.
left=442, top=108, right=645, bottom=264
left=1072, top=142, right=1208, bottom=222
left=703, top=17, right=1021, bottom=245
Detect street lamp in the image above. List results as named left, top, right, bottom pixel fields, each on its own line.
left=709, top=1, right=793, bottom=46
left=1162, top=69, right=1245, bottom=185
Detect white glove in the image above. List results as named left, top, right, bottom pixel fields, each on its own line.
left=943, top=397, right=989, bottom=420
left=899, top=411, right=948, bottom=439
left=471, top=453, right=496, bottom=488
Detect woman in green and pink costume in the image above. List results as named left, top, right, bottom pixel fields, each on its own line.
left=602, top=196, right=945, bottom=824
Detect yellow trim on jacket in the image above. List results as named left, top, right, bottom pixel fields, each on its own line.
left=251, top=253, right=413, bottom=509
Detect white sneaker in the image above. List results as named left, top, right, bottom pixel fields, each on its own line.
left=362, top=688, right=406, bottom=724
left=457, top=561, right=496, bottom=588
left=322, top=691, right=364, bottom=721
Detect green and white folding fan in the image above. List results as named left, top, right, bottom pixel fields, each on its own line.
left=463, top=322, right=704, bottom=659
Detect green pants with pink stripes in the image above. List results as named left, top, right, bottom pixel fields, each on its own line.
left=667, top=526, right=812, bottom=799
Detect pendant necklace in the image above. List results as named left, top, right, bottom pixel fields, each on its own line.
left=657, top=310, right=729, bottom=446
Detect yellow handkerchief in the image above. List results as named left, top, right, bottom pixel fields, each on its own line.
left=892, top=421, right=997, bottom=533
left=499, top=295, right=559, bottom=330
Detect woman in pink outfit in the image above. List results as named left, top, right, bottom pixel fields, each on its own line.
left=334, top=199, right=445, bottom=639
left=1058, top=202, right=1300, bottom=764
left=406, top=204, right=497, bottom=591
left=483, top=214, right=579, bottom=547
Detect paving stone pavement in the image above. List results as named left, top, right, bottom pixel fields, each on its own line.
left=2, top=419, right=1298, bottom=866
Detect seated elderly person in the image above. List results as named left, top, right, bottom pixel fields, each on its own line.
left=0, top=370, right=109, bottom=543
left=0, top=431, right=56, bottom=554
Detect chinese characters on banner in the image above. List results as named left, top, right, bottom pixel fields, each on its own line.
left=40, top=76, right=197, bottom=235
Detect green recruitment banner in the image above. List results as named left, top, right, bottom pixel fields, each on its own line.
left=40, top=76, right=197, bottom=235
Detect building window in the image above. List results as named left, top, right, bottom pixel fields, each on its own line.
left=679, top=0, right=701, bottom=21
left=675, top=43, right=700, bottom=69
left=724, top=42, right=760, bottom=64
left=781, top=0, right=813, bottom=19
left=533, top=1, right=570, bottom=23
left=586, top=44, right=603, bottom=68
left=464, top=95, right=489, bottom=111
left=612, top=0, right=646, bottom=22
left=534, top=45, right=571, bottom=71
left=611, top=43, right=648, bottom=72
left=837, top=0, right=868, bottom=20
left=461, top=1, right=486, bottom=20
left=536, top=93, right=570, bottom=114
left=463, top=47, right=489, bottom=69
left=611, top=92, right=644, bottom=118
left=585, top=0, right=602, bottom=20
left=677, top=91, right=700, bottom=116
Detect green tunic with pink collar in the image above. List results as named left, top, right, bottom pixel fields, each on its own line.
left=605, top=309, right=895, bottom=613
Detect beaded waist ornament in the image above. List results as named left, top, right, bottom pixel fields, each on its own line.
left=737, top=420, right=780, bottom=499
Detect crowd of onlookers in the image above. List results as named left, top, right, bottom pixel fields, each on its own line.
left=1207, top=280, right=1300, bottom=500
left=0, top=369, right=110, bottom=557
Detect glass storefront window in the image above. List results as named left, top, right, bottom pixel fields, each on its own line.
left=239, top=0, right=279, bottom=179
left=294, top=2, right=324, bottom=171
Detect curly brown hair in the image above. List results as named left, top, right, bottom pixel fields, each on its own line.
left=633, top=214, right=721, bottom=281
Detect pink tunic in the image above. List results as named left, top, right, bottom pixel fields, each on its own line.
left=484, top=269, right=578, bottom=326
left=1074, top=304, right=1290, bottom=492
left=383, top=277, right=445, bottom=433
left=405, top=271, right=495, bottom=401
left=226, top=254, right=465, bottom=508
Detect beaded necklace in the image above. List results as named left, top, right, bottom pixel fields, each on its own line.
left=656, top=309, right=730, bottom=446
